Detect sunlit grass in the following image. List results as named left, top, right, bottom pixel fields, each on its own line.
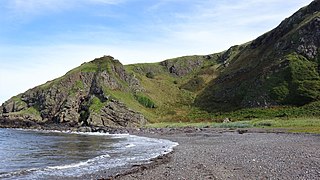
left=146, top=117, right=320, bottom=134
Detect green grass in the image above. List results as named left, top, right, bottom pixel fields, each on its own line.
left=147, top=117, right=320, bottom=133
left=23, top=107, right=41, bottom=116
left=89, top=96, right=106, bottom=113
left=251, top=117, right=320, bottom=133
left=134, top=93, right=156, bottom=108
left=185, top=102, right=320, bottom=122
left=7, top=107, right=42, bottom=121
left=146, top=121, right=213, bottom=128
left=69, top=80, right=84, bottom=95
left=212, top=121, right=253, bottom=128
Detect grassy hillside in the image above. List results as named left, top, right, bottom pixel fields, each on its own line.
left=195, top=0, right=320, bottom=112
left=124, top=55, right=220, bottom=122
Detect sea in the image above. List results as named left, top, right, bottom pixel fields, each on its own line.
left=0, top=128, right=178, bottom=179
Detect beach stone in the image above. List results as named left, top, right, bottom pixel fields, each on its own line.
left=78, top=126, right=92, bottom=132
left=223, top=118, right=230, bottom=123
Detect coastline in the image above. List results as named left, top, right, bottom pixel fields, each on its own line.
left=1, top=119, right=320, bottom=179
left=103, top=128, right=320, bottom=180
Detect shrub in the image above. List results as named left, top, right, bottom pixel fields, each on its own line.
left=287, top=53, right=320, bottom=105
left=146, top=72, right=155, bottom=79
left=134, top=94, right=156, bottom=108
left=270, top=84, right=289, bottom=103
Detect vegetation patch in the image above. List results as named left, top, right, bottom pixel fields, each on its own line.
left=286, top=53, right=320, bottom=105
left=69, top=80, right=84, bottom=95
left=89, top=96, right=106, bottom=113
left=146, top=72, right=155, bottom=79
left=251, top=117, right=320, bottom=133
left=212, top=121, right=252, bottom=128
left=23, top=107, right=41, bottom=116
left=146, top=122, right=212, bottom=128
left=134, top=94, right=156, bottom=108
left=180, top=76, right=205, bottom=92
left=79, top=62, right=98, bottom=72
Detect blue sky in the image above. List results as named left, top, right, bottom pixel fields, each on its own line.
left=0, top=0, right=314, bottom=104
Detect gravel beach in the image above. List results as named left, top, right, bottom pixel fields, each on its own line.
left=102, top=128, right=320, bottom=180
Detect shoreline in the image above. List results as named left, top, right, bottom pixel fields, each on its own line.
left=103, top=128, right=320, bottom=180
left=1, top=120, right=320, bottom=179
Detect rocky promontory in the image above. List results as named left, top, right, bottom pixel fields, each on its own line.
left=0, top=56, right=146, bottom=129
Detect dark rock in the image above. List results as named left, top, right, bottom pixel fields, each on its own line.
left=237, top=129, right=248, bottom=134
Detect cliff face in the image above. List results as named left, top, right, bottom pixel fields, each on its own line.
left=195, top=0, right=320, bottom=111
left=0, top=56, right=146, bottom=128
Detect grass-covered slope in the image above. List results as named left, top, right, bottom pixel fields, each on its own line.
left=195, top=0, right=320, bottom=112
left=124, top=54, right=221, bottom=122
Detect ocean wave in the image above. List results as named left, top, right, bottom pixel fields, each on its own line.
left=125, top=143, right=136, bottom=148
left=0, top=168, right=39, bottom=179
left=1, top=128, right=178, bottom=179
left=12, top=128, right=130, bottom=137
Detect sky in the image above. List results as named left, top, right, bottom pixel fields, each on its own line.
left=0, top=0, right=314, bottom=104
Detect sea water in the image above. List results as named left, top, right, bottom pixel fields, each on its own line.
left=0, top=128, right=178, bottom=179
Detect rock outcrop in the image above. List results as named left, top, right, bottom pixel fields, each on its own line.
left=0, top=56, right=146, bottom=128
left=160, top=56, right=205, bottom=77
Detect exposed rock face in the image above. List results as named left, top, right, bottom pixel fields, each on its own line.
left=195, top=0, right=320, bottom=111
left=160, top=56, right=205, bottom=76
left=88, top=100, right=146, bottom=127
left=0, top=56, right=146, bottom=128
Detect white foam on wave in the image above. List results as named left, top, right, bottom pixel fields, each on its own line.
left=125, top=143, right=136, bottom=148
left=13, top=128, right=131, bottom=137
left=46, top=153, right=111, bottom=171
left=47, top=161, right=89, bottom=170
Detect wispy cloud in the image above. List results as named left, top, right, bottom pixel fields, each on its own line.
left=89, top=0, right=127, bottom=5
left=3, top=0, right=125, bottom=20
left=143, top=0, right=313, bottom=52
left=6, top=0, right=69, bottom=15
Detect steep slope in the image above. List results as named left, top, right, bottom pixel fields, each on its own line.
left=195, top=0, right=320, bottom=112
left=0, top=56, right=147, bottom=128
